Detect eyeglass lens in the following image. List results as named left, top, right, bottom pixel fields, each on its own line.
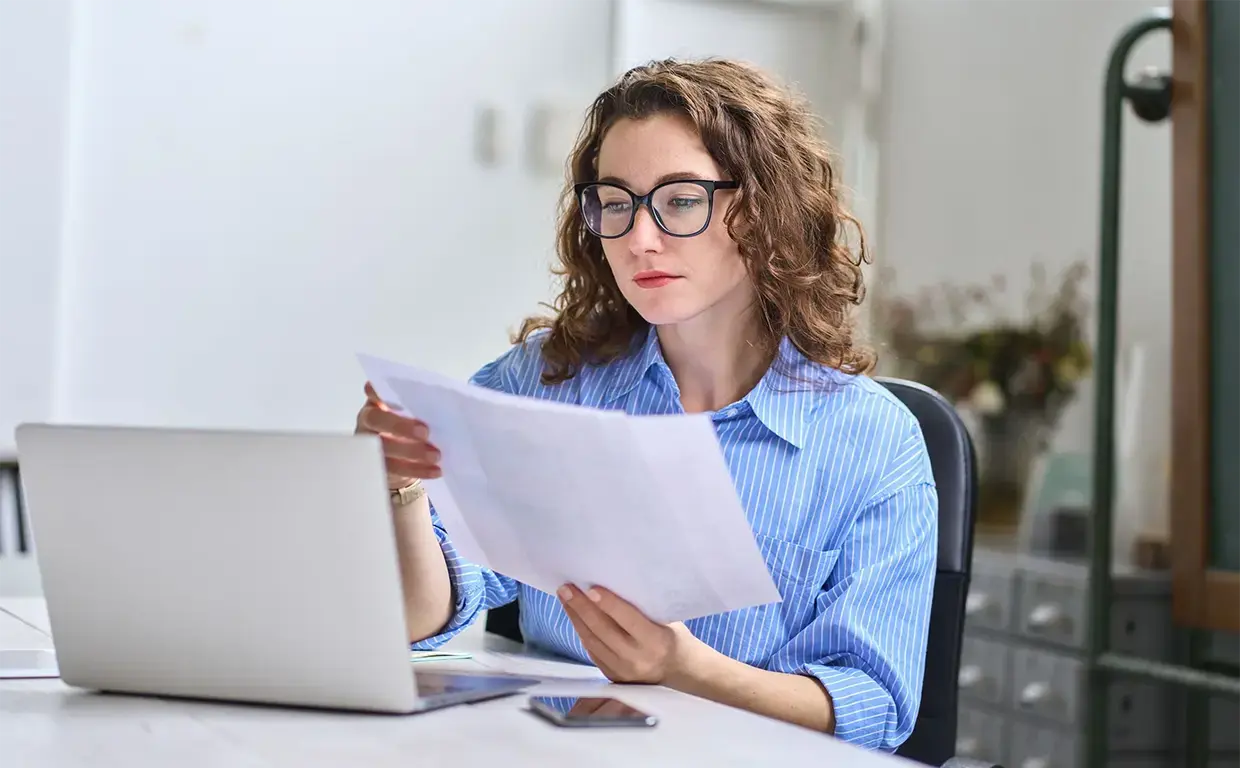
left=579, top=182, right=714, bottom=237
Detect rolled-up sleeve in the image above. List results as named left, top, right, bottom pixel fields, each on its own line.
left=781, top=480, right=938, bottom=750
left=410, top=502, right=518, bottom=649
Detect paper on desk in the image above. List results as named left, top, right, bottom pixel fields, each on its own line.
left=409, top=650, right=473, bottom=663
left=357, top=353, right=781, bottom=624
left=470, top=651, right=609, bottom=682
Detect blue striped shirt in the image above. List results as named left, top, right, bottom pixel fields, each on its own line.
left=413, top=326, right=938, bottom=751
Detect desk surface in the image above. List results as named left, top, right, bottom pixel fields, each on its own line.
left=0, top=598, right=912, bottom=767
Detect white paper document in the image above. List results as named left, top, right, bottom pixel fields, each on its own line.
left=357, top=353, right=781, bottom=624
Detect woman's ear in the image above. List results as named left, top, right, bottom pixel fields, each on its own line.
left=723, top=203, right=750, bottom=242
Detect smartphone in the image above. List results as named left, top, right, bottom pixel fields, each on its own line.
left=528, top=695, right=657, bottom=728
left=0, top=649, right=60, bottom=680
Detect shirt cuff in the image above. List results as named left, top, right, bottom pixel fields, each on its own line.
left=408, top=518, right=486, bottom=650
left=804, top=663, right=900, bottom=751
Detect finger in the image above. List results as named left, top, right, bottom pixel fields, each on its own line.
left=584, top=587, right=660, bottom=642
left=558, top=614, right=623, bottom=681
left=559, top=584, right=635, bottom=652
left=560, top=593, right=626, bottom=671
left=384, top=456, right=442, bottom=480
left=364, top=382, right=388, bottom=409
left=361, top=407, right=429, bottom=440
left=361, top=407, right=425, bottom=438
left=380, top=434, right=440, bottom=464
left=363, top=382, right=406, bottom=416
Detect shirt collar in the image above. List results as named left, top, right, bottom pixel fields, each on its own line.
left=602, top=327, right=829, bottom=449
left=599, top=325, right=669, bottom=402
left=744, top=337, right=839, bottom=449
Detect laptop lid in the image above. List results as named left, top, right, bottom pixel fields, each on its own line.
left=14, top=423, right=418, bottom=713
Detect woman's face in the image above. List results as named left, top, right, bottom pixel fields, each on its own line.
left=593, top=114, right=752, bottom=329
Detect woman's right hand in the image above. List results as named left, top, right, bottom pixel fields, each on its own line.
left=355, top=382, right=442, bottom=489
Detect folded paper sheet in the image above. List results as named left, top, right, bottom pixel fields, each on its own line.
left=358, top=353, right=781, bottom=624
left=409, top=650, right=473, bottom=663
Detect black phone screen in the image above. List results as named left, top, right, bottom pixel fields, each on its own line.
left=528, top=696, right=657, bottom=727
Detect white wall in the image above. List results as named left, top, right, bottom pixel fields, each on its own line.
left=0, top=0, right=71, bottom=457
left=2, top=0, right=866, bottom=454
left=48, top=0, right=615, bottom=438
left=614, top=0, right=854, bottom=125
left=877, top=0, right=1174, bottom=541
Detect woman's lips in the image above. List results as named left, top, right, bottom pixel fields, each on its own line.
left=633, top=271, right=680, bottom=289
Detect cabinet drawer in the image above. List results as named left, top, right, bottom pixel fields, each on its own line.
left=958, top=636, right=1010, bottom=706
left=1107, top=680, right=1175, bottom=751
left=1109, top=598, right=1174, bottom=660
left=967, top=566, right=1016, bottom=632
left=1016, top=567, right=1086, bottom=648
left=1209, top=695, right=1240, bottom=752
left=956, top=705, right=1008, bottom=767
left=1008, top=721, right=1078, bottom=768
left=1011, top=647, right=1081, bottom=725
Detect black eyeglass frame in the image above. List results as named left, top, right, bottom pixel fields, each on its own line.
left=573, top=179, right=739, bottom=239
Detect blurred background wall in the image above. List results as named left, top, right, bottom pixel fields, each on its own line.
left=0, top=0, right=1173, bottom=542
left=0, top=1, right=1188, bottom=571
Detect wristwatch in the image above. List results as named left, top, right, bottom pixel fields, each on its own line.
left=390, top=478, right=427, bottom=507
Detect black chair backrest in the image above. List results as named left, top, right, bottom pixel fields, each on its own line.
left=0, top=463, right=31, bottom=557
left=486, top=378, right=977, bottom=765
left=486, top=593, right=523, bottom=644
left=878, top=378, right=978, bottom=766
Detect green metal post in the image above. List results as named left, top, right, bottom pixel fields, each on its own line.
left=1186, top=631, right=1210, bottom=768
left=1086, top=9, right=1173, bottom=768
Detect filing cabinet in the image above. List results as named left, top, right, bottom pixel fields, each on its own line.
left=957, top=547, right=1240, bottom=768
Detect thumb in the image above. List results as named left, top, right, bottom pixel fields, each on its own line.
left=364, top=381, right=393, bottom=412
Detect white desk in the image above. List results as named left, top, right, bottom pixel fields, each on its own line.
left=1, top=598, right=912, bottom=767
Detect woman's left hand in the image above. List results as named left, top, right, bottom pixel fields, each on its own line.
left=557, top=584, right=696, bottom=685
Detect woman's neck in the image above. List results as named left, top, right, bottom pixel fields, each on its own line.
left=656, top=308, right=773, bottom=414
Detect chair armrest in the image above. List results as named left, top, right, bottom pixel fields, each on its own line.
left=941, top=758, right=1004, bottom=768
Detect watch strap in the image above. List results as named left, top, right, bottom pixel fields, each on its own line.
left=390, top=479, right=427, bottom=507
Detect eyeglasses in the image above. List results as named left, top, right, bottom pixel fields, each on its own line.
left=574, top=179, right=738, bottom=239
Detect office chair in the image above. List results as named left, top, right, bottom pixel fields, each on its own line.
left=485, top=378, right=995, bottom=768
left=877, top=378, right=983, bottom=768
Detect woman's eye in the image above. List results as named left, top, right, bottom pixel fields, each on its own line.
left=668, top=197, right=705, bottom=211
left=600, top=201, right=631, bottom=214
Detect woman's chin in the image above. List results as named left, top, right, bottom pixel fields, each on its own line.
left=632, top=303, right=703, bottom=328
left=621, top=285, right=712, bottom=327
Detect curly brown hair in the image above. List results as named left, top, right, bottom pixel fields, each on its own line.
left=515, top=57, right=874, bottom=385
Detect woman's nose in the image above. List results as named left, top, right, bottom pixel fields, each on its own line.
left=627, top=206, right=664, bottom=253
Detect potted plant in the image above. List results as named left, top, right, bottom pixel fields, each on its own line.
left=871, top=260, right=1094, bottom=527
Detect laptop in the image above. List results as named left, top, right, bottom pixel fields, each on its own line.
left=13, top=423, right=538, bottom=713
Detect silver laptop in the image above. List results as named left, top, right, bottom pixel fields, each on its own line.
left=13, top=423, right=537, bottom=713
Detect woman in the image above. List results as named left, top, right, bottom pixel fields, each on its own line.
left=356, top=59, right=937, bottom=751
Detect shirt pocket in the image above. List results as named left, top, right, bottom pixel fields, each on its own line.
left=753, top=533, right=841, bottom=633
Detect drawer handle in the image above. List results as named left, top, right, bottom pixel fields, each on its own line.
left=966, top=592, right=992, bottom=616
left=1027, top=602, right=1068, bottom=632
left=1019, top=681, right=1050, bottom=707
left=958, top=665, right=983, bottom=689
